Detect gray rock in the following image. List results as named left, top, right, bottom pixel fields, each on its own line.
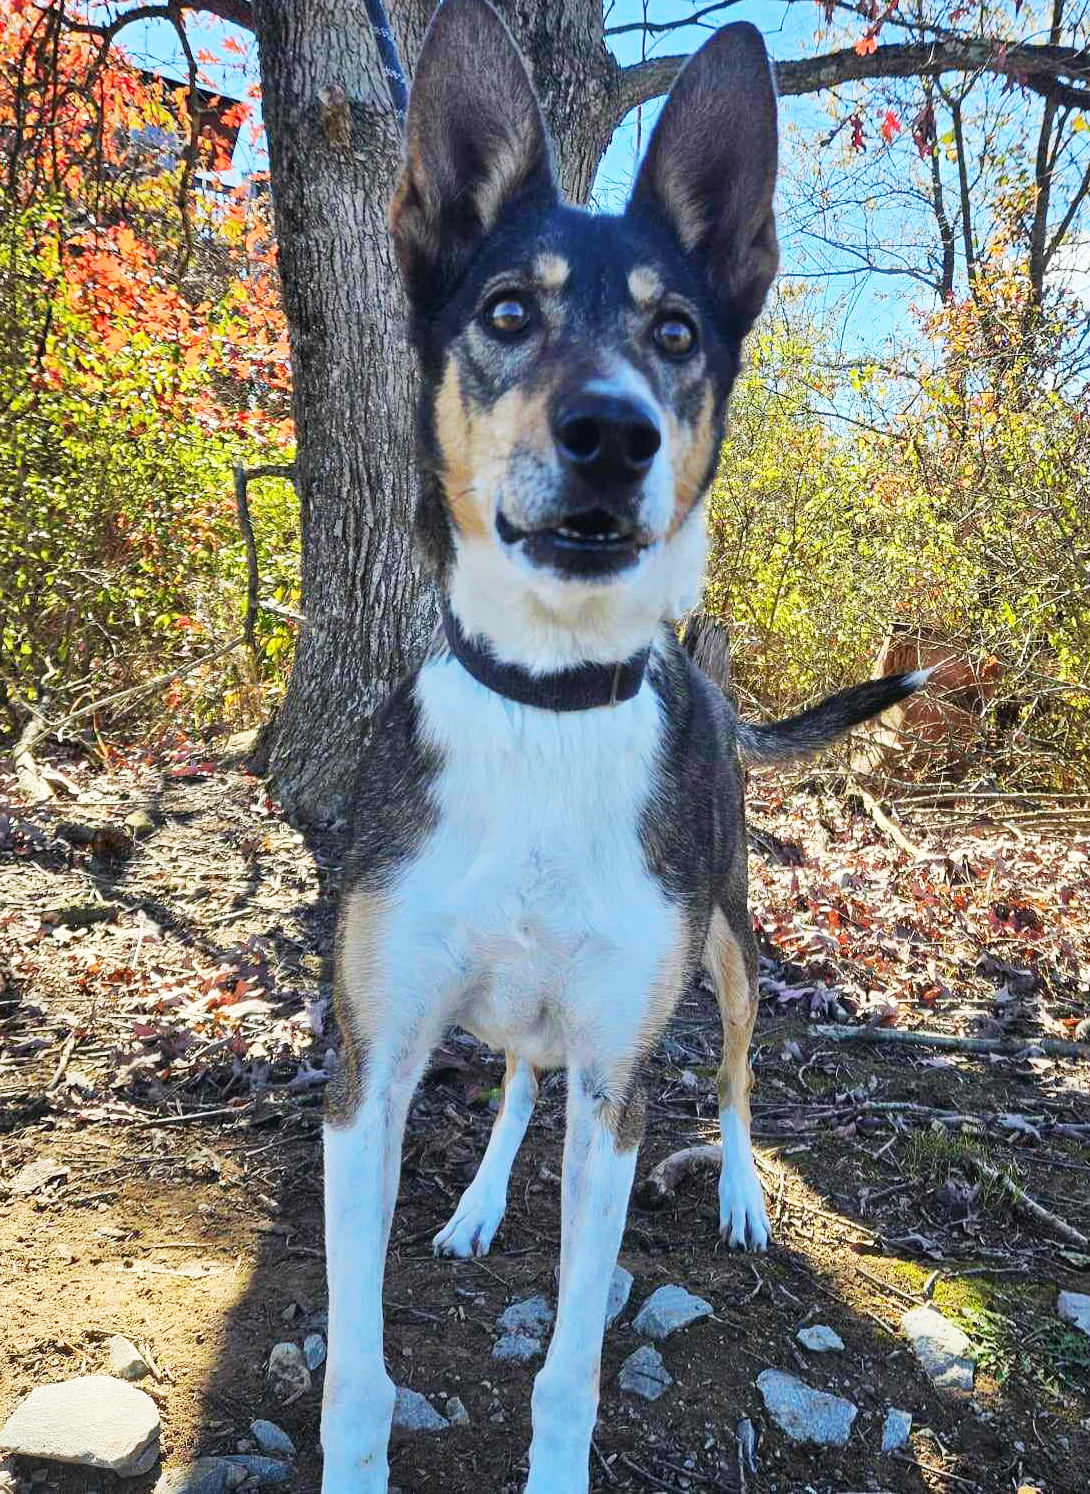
left=266, top=1342, right=311, bottom=1401
left=1058, top=1290, right=1090, bottom=1338
left=881, top=1408, right=913, bottom=1453
left=153, top=1457, right=238, bottom=1494
left=605, top=1266, right=634, bottom=1329
left=392, top=1387, right=448, bottom=1433
left=491, top=1333, right=541, bottom=1364
left=497, top=1296, right=554, bottom=1335
left=617, top=1346, right=672, bottom=1402
left=445, top=1397, right=470, bottom=1428
left=632, top=1284, right=712, bottom=1341
left=797, top=1325, right=844, bottom=1353
left=249, top=1422, right=296, bottom=1459
left=303, top=1333, right=327, bottom=1370
left=756, top=1370, right=857, bottom=1447
left=0, top=1375, right=160, bottom=1476
left=901, top=1307, right=975, bottom=1392
left=222, top=1456, right=292, bottom=1485
left=107, top=1335, right=150, bottom=1381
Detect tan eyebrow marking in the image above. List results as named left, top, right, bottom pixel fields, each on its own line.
left=627, top=265, right=664, bottom=307
left=533, top=252, right=570, bottom=290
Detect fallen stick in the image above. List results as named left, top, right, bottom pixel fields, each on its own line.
left=810, top=1024, right=1090, bottom=1060
left=966, top=1154, right=1090, bottom=1249
left=848, top=778, right=926, bottom=859
left=633, top=1143, right=721, bottom=1209
left=44, top=1032, right=77, bottom=1093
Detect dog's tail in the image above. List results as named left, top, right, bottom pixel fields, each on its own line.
left=736, top=668, right=934, bottom=768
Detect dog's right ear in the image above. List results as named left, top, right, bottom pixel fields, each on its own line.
left=389, top=0, right=557, bottom=309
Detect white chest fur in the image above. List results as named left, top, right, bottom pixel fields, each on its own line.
left=385, top=653, right=680, bottom=1069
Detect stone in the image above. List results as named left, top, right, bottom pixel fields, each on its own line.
left=0, top=1375, right=160, bottom=1476
left=491, top=1332, right=541, bottom=1364
left=1057, top=1290, right=1090, bottom=1338
left=391, top=1387, right=448, bottom=1433
left=153, top=1457, right=237, bottom=1494
left=303, top=1332, right=327, bottom=1370
left=617, top=1346, right=672, bottom=1402
left=605, top=1266, right=634, bottom=1329
left=632, top=1284, right=712, bottom=1341
left=497, top=1296, right=554, bottom=1335
left=222, top=1456, right=293, bottom=1485
left=445, top=1397, right=470, bottom=1428
left=265, top=1342, right=311, bottom=1400
left=249, top=1422, right=296, bottom=1459
left=756, top=1370, right=857, bottom=1447
left=901, top=1306, right=975, bottom=1392
left=797, top=1325, right=844, bottom=1353
left=107, top=1335, right=150, bottom=1381
left=881, top=1408, right=913, bottom=1453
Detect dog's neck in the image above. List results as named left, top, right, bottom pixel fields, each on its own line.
left=444, top=505, right=709, bottom=677
left=440, top=598, right=651, bottom=711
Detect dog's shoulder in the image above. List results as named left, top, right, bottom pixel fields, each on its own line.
left=343, top=657, right=444, bottom=894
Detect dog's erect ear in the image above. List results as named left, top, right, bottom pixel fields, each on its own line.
left=389, top=0, right=556, bottom=308
left=627, top=22, right=778, bottom=338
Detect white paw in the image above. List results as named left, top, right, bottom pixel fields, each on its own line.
left=718, top=1107, right=770, bottom=1250
left=718, top=1158, right=770, bottom=1250
left=433, top=1189, right=505, bottom=1258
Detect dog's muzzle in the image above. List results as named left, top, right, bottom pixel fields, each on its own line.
left=497, top=391, right=661, bottom=579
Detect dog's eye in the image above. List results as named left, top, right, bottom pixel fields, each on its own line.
left=652, top=314, right=697, bottom=359
left=484, top=295, right=531, bottom=338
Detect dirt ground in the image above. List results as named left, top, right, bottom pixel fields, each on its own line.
left=2, top=741, right=1089, bottom=1494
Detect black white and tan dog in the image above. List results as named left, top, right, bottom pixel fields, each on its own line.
left=320, top=4, right=928, bottom=1488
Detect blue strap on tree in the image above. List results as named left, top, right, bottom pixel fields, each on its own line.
left=362, top=0, right=409, bottom=123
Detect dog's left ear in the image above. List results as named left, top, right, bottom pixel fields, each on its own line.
left=627, top=22, right=778, bottom=338
left=389, top=0, right=557, bottom=309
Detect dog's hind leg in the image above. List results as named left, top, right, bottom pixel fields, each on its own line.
left=706, top=893, right=770, bottom=1250
left=525, top=1067, right=640, bottom=1494
left=434, top=1050, right=537, bottom=1258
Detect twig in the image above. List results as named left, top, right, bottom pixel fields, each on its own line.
left=848, top=778, right=926, bottom=858
left=131, top=1102, right=256, bottom=1129
left=233, top=464, right=296, bottom=651
left=891, top=1452, right=980, bottom=1487
left=966, top=1154, right=1090, bottom=1249
left=44, top=1032, right=77, bottom=1093
left=39, top=635, right=246, bottom=737
left=809, top=1024, right=1090, bottom=1060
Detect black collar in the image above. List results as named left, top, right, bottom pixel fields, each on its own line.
left=440, top=600, right=650, bottom=712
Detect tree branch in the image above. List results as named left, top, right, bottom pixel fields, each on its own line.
left=605, top=1, right=743, bottom=38
left=614, top=37, right=1090, bottom=123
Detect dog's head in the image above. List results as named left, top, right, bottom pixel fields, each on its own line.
left=390, top=0, right=778, bottom=660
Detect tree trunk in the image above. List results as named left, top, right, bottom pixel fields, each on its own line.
left=253, top=0, right=617, bottom=820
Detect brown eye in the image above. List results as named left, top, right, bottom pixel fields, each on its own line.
left=652, top=314, right=697, bottom=359
left=485, top=295, right=531, bottom=338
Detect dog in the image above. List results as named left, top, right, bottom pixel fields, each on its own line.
left=320, top=4, right=928, bottom=1489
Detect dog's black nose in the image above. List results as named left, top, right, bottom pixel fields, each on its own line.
left=553, top=393, right=662, bottom=491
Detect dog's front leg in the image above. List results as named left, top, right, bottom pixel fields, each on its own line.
left=321, top=1053, right=427, bottom=1494
left=525, top=1070, right=640, bottom=1494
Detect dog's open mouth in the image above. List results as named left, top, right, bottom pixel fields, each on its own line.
left=496, top=507, right=646, bottom=577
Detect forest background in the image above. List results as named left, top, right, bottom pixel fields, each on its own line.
left=2, top=0, right=1088, bottom=804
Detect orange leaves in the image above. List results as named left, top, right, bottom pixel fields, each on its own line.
left=854, top=32, right=878, bottom=56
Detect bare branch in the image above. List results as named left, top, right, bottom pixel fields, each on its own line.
left=605, top=1, right=743, bottom=38
left=613, top=36, right=1090, bottom=124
